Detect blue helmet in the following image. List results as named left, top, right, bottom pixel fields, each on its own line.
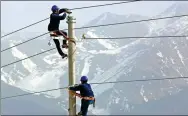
left=51, top=5, right=59, bottom=12
left=80, top=76, right=88, bottom=82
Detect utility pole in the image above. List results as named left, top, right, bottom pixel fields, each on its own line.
left=67, top=15, right=76, bottom=115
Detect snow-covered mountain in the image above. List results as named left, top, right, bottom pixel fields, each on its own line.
left=79, top=12, right=149, bottom=46
left=1, top=2, right=188, bottom=115
left=1, top=81, right=67, bottom=115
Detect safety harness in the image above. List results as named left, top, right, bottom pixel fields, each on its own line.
left=50, top=30, right=76, bottom=45
left=69, top=90, right=95, bottom=108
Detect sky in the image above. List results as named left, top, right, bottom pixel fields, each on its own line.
left=0, top=1, right=180, bottom=35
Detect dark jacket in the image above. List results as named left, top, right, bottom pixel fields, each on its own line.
left=69, top=83, right=94, bottom=97
left=48, top=8, right=67, bottom=31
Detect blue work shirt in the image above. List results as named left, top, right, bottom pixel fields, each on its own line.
left=69, top=83, right=94, bottom=97
left=48, top=8, right=67, bottom=31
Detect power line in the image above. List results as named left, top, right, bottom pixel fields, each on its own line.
left=1, top=32, right=49, bottom=52
left=1, top=1, right=139, bottom=38
left=1, top=34, right=187, bottom=68
left=2, top=14, right=188, bottom=52
left=93, top=58, right=135, bottom=90
left=69, top=0, right=139, bottom=10
left=84, top=35, right=188, bottom=39
left=1, top=48, right=56, bottom=68
left=76, top=14, right=188, bottom=30
left=1, top=86, right=68, bottom=100
left=1, top=18, right=50, bottom=38
left=1, top=76, right=188, bottom=100
left=91, top=76, right=188, bottom=85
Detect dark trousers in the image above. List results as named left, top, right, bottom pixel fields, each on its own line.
left=80, top=99, right=91, bottom=116
left=53, top=30, right=67, bottom=56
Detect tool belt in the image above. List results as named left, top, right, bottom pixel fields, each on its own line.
left=69, top=90, right=95, bottom=107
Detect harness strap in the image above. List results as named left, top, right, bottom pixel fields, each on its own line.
left=50, top=31, right=76, bottom=45
left=50, top=32, right=58, bottom=37
left=57, top=31, right=76, bottom=45
left=69, top=90, right=95, bottom=107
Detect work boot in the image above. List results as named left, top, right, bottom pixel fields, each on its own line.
left=62, top=54, right=68, bottom=59
left=62, top=44, right=68, bottom=49
left=77, top=111, right=82, bottom=116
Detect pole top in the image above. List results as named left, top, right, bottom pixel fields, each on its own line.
left=67, top=15, right=76, bottom=23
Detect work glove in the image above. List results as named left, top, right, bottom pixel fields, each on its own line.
left=68, top=84, right=79, bottom=89
left=65, top=8, right=72, bottom=14
left=73, top=84, right=79, bottom=87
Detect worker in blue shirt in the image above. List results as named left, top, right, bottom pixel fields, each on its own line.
left=48, top=5, right=69, bottom=59
left=69, top=76, right=95, bottom=116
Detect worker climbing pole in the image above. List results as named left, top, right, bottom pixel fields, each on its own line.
left=68, top=76, right=95, bottom=116
left=48, top=5, right=77, bottom=115
left=48, top=5, right=74, bottom=59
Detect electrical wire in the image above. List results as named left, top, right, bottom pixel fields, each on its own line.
left=84, top=35, right=188, bottom=39
left=1, top=34, right=187, bottom=68
left=1, top=48, right=56, bottom=68
left=1, top=1, right=139, bottom=38
left=74, top=14, right=188, bottom=30
left=1, top=86, right=68, bottom=100
left=1, top=76, right=188, bottom=100
left=2, top=14, right=187, bottom=52
left=1, top=32, right=49, bottom=52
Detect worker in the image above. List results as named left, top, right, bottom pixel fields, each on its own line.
left=68, top=76, right=95, bottom=116
left=48, top=5, right=69, bottom=59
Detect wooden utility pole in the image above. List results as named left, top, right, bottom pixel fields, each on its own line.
left=67, top=15, right=76, bottom=115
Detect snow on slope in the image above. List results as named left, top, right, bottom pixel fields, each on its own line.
left=10, top=43, right=37, bottom=73
left=140, top=85, right=149, bottom=102
left=176, top=49, right=185, bottom=66
left=91, top=107, right=110, bottom=115
left=157, top=51, right=163, bottom=58
left=77, top=42, right=87, bottom=52
left=1, top=68, right=15, bottom=85
left=95, top=13, right=108, bottom=25
left=5, top=44, right=69, bottom=98
left=16, top=69, right=66, bottom=98
left=147, top=19, right=167, bottom=35
left=86, top=30, right=115, bottom=49
left=43, top=52, right=68, bottom=69
left=13, top=51, right=69, bottom=98
left=81, top=55, right=94, bottom=76
left=91, top=49, right=147, bottom=97
left=28, top=29, right=148, bottom=98
left=43, top=53, right=60, bottom=65
left=88, top=37, right=148, bottom=55
left=147, top=13, right=188, bottom=35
